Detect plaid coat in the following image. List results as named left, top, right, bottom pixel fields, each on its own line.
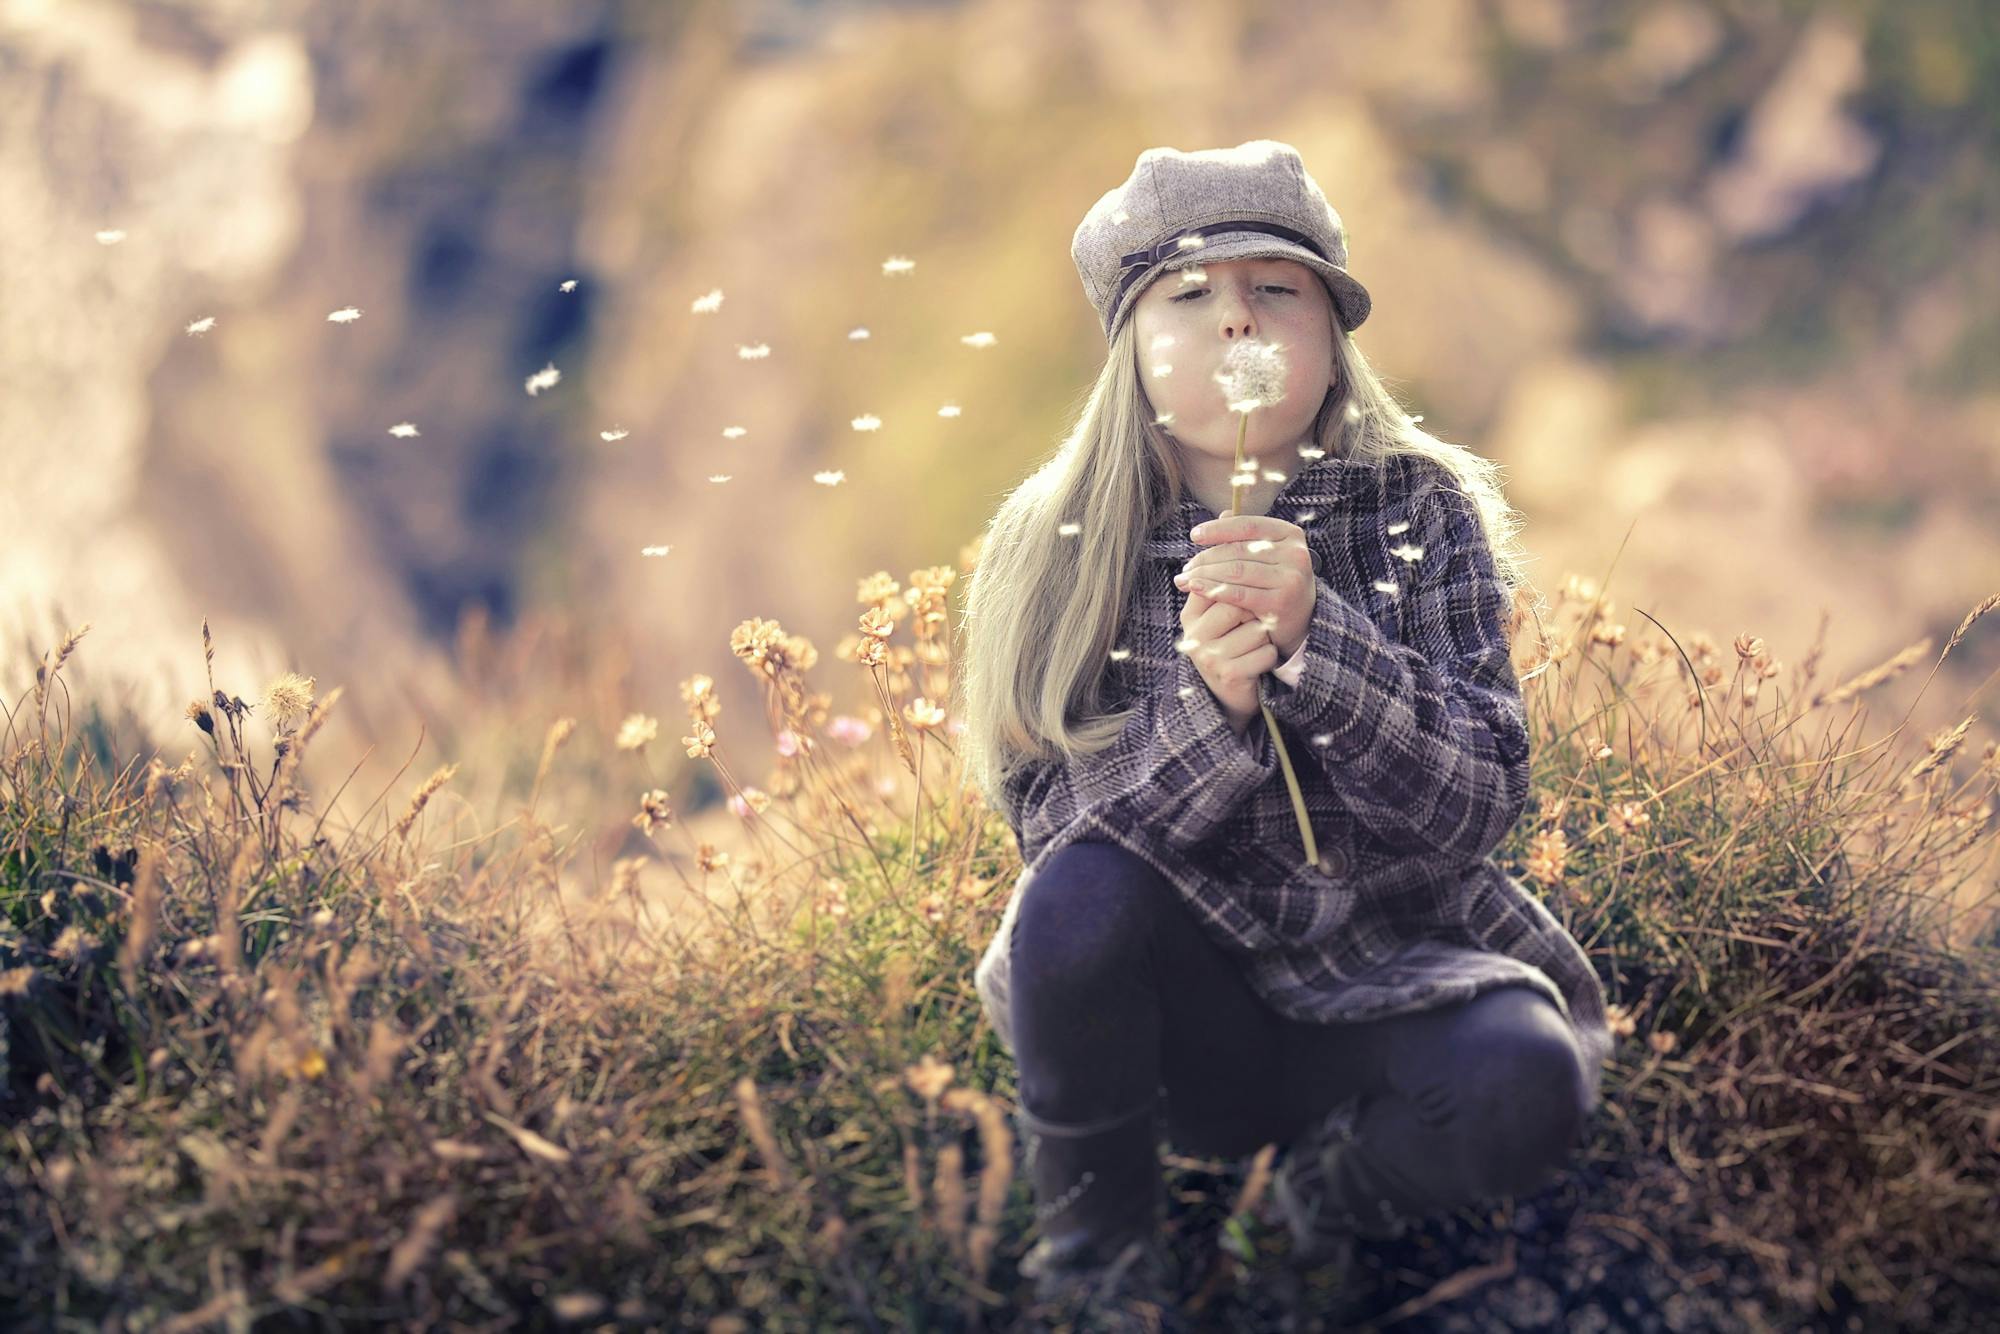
left=973, top=448, right=1615, bottom=1115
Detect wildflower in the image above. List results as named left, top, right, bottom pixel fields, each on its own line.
left=1733, top=633, right=1765, bottom=663
left=0, top=965, right=40, bottom=998
left=1606, top=800, right=1651, bottom=838
left=615, top=713, right=659, bottom=752
left=904, top=1053, right=955, bottom=1103
left=683, top=721, right=716, bottom=759
left=775, top=729, right=812, bottom=758
left=694, top=842, right=731, bottom=873
left=728, top=787, right=770, bottom=818
left=1524, top=828, right=1569, bottom=886
left=826, top=715, right=871, bottom=746
left=904, top=698, right=946, bottom=730
left=1647, top=1030, right=1677, bottom=1055
left=1604, top=1003, right=1637, bottom=1039
left=262, top=671, right=316, bottom=732
left=295, top=1047, right=328, bottom=1079
left=859, top=608, right=894, bottom=640
left=186, top=699, right=216, bottom=735
left=633, top=789, right=674, bottom=836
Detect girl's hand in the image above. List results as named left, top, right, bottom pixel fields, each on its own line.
left=1179, top=583, right=1275, bottom=735
left=1174, top=511, right=1316, bottom=661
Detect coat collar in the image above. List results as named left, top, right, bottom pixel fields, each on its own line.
left=1140, top=448, right=1359, bottom=564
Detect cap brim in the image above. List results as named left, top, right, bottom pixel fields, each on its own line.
left=1121, top=231, right=1372, bottom=336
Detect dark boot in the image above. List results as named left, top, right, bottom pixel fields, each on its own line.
left=1014, top=1096, right=1187, bottom=1331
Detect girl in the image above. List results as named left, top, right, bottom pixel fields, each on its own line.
left=953, top=141, right=1614, bottom=1326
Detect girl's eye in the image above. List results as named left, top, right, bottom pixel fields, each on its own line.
left=1170, top=285, right=1296, bottom=303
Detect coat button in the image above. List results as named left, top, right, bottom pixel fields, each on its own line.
left=1311, top=843, right=1352, bottom=879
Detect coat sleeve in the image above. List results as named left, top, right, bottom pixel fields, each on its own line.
left=1256, top=476, right=1532, bottom=866
left=997, top=645, right=1281, bottom=878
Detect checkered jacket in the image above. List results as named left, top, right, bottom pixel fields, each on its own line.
left=974, top=449, right=1615, bottom=1114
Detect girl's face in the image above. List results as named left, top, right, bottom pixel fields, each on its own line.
left=1131, top=256, right=1339, bottom=468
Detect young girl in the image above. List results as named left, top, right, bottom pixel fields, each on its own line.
left=954, top=141, right=1614, bottom=1326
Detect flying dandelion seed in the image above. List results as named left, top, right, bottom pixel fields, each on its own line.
left=960, top=332, right=997, bottom=349
left=1386, top=520, right=1409, bottom=534
left=721, top=426, right=747, bottom=439
left=1176, top=235, right=1207, bottom=254
left=937, top=404, right=961, bottom=418
left=882, top=256, right=916, bottom=275
left=848, top=328, right=870, bottom=340
left=641, top=545, right=672, bottom=557
left=525, top=362, right=561, bottom=395
left=327, top=307, right=362, bottom=323
left=600, top=427, right=629, bottom=441
left=1373, top=580, right=1399, bottom=595
left=1390, top=542, right=1426, bottom=562
left=814, top=470, right=846, bottom=486
left=708, top=474, right=732, bottom=483
left=1152, top=364, right=1174, bottom=377
left=1407, top=414, right=1424, bottom=424
left=559, top=278, right=578, bottom=293
left=1155, top=412, right=1175, bottom=425
left=1344, top=401, right=1362, bottom=423
left=1215, top=338, right=1288, bottom=414
left=185, top=316, right=215, bottom=335
left=1150, top=334, right=1177, bottom=351
left=94, top=228, right=127, bottom=245
left=738, top=343, right=771, bottom=359
left=388, top=422, right=420, bottom=438
left=1111, top=209, right=1129, bottom=225
left=851, top=414, right=881, bottom=431
left=1299, top=446, right=1326, bottom=460
left=691, top=289, right=724, bottom=314
left=1058, top=522, right=1081, bottom=536
left=1177, top=267, right=1207, bottom=285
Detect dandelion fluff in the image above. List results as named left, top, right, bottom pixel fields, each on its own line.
left=1214, top=338, right=1288, bottom=414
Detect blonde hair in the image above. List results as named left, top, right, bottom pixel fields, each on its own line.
left=951, top=284, right=1536, bottom=811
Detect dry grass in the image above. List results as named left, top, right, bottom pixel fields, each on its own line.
left=1, top=552, right=1997, bottom=1330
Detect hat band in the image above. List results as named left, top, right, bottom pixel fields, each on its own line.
left=1110, top=219, right=1329, bottom=328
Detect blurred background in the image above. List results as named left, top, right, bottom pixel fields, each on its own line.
left=4, top=0, right=1996, bottom=881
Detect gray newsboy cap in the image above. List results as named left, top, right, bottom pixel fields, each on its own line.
left=1072, top=139, right=1373, bottom=343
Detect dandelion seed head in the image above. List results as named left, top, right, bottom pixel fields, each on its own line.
left=185, top=316, right=216, bottom=335
left=388, top=422, right=420, bottom=438
left=600, top=427, right=629, bottom=441
left=691, top=289, right=724, bottom=314
left=327, top=306, right=362, bottom=323
left=524, top=362, right=561, bottom=395
left=814, top=470, right=846, bottom=486
left=851, top=414, right=882, bottom=431
left=882, top=256, right=916, bottom=275
left=960, top=331, right=997, bottom=349
left=1215, top=338, right=1288, bottom=413
left=737, top=342, right=771, bottom=359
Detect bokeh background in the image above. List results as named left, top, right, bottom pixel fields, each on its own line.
left=5, top=0, right=1997, bottom=874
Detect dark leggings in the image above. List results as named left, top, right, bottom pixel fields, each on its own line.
left=1009, top=840, right=1593, bottom=1223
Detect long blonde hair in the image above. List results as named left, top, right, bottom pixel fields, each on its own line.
left=951, top=290, right=1535, bottom=811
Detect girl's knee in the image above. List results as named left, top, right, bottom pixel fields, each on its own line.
left=1012, top=840, right=1167, bottom=975
left=1454, top=993, right=1590, bottom=1193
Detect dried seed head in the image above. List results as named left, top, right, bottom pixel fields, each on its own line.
left=1214, top=338, right=1289, bottom=413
